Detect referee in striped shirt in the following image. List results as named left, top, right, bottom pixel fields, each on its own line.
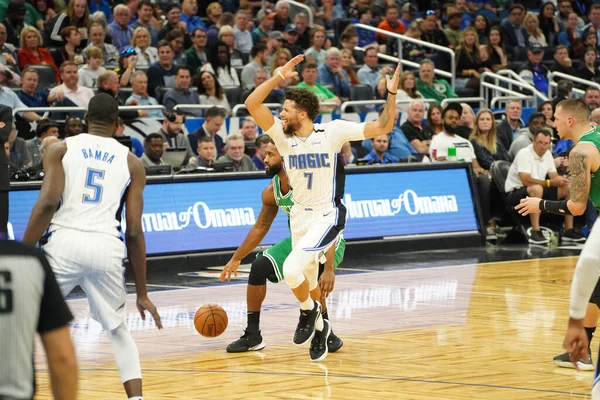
left=0, top=240, right=77, bottom=400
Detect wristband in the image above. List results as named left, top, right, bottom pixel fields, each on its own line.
left=387, top=89, right=397, bottom=95
left=277, top=70, right=285, bottom=80
left=539, top=199, right=573, bottom=215
left=546, top=179, right=550, bottom=187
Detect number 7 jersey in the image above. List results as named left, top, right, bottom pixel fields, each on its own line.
left=49, top=134, right=131, bottom=238
left=265, top=118, right=365, bottom=208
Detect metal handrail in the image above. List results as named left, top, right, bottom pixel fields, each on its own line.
left=490, top=95, right=535, bottom=108
left=13, top=105, right=167, bottom=116
left=287, top=0, right=313, bottom=26
left=548, top=71, right=600, bottom=98
left=441, top=97, right=486, bottom=110
left=496, top=69, right=549, bottom=102
left=340, top=98, right=437, bottom=113
left=355, top=47, right=453, bottom=79
left=480, top=71, right=540, bottom=108
left=354, top=23, right=456, bottom=88
left=232, top=103, right=282, bottom=115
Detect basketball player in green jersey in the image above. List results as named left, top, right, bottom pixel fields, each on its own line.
left=220, top=140, right=344, bottom=354
left=516, top=100, right=600, bottom=391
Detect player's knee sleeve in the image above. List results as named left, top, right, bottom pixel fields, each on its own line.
left=107, top=322, right=141, bottom=383
left=248, top=256, right=274, bottom=285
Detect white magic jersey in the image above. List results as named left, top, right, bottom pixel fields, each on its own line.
left=49, top=134, right=131, bottom=238
left=265, top=118, right=365, bottom=208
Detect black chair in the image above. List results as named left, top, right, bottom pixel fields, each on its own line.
left=155, top=86, right=170, bottom=103
left=26, top=64, right=57, bottom=90
left=489, top=160, right=528, bottom=244
left=224, top=86, right=243, bottom=107
left=348, top=84, right=375, bottom=113
left=117, top=87, right=133, bottom=104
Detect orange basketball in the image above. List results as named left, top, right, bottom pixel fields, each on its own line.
left=194, top=304, right=228, bottom=337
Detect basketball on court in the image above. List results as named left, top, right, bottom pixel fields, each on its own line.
left=194, top=304, right=228, bottom=337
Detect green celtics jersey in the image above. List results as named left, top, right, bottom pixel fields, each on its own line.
left=579, top=125, right=600, bottom=210
left=272, top=175, right=293, bottom=216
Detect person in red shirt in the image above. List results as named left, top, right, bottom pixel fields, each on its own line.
left=376, top=6, right=405, bottom=43
left=17, top=26, right=60, bottom=83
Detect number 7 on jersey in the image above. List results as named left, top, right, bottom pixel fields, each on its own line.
left=304, top=172, right=313, bottom=190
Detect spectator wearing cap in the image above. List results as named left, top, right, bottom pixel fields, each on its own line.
left=444, top=12, right=462, bottom=48
left=377, top=6, right=405, bottom=44
left=108, top=5, right=134, bottom=50
left=252, top=8, right=275, bottom=44
left=304, top=27, right=327, bottom=66
left=131, top=0, right=159, bottom=47
left=416, top=59, right=458, bottom=104
left=181, top=0, right=207, bottom=34
left=18, top=67, right=49, bottom=113
left=549, top=44, right=577, bottom=77
left=234, top=10, right=253, bottom=52
left=84, top=23, right=119, bottom=66
left=317, top=47, right=350, bottom=98
left=282, top=24, right=302, bottom=57
left=26, top=119, right=59, bottom=168
left=518, top=43, right=549, bottom=94
left=508, top=112, right=547, bottom=159
left=273, top=1, right=291, bottom=32
left=115, top=46, right=137, bottom=87
left=2, top=1, right=26, bottom=47
left=500, top=4, right=528, bottom=59
left=125, top=70, right=163, bottom=118
left=185, top=27, right=208, bottom=74
left=241, top=43, right=270, bottom=90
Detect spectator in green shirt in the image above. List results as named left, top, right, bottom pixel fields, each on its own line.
left=415, top=59, right=458, bottom=104
left=296, top=62, right=340, bottom=113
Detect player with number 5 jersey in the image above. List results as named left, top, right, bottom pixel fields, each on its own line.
left=22, top=93, right=162, bottom=400
left=245, top=54, right=401, bottom=361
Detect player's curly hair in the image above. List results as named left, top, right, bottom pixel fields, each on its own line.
left=285, top=89, right=320, bottom=122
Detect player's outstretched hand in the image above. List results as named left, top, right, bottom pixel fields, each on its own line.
left=563, top=318, right=589, bottom=370
left=319, top=270, right=335, bottom=298
left=280, top=54, right=304, bottom=79
left=137, top=295, right=163, bottom=329
left=386, top=63, right=401, bottom=94
left=515, top=196, right=541, bottom=216
left=220, top=259, right=241, bottom=282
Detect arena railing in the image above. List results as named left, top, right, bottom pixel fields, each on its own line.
left=231, top=103, right=282, bottom=116
left=490, top=95, right=535, bottom=108
left=353, top=24, right=456, bottom=89
left=286, top=0, right=314, bottom=27
left=495, top=70, right=549, bottom=103
left=441, top=97, right=486, bottom=110
left=547, top=71, right=600, bottom=99
left=354, top=46, right=454, bottom=83
left=12, top=105, right=167, bottom=119
left=480, top=71, right=540, bottom=109
left=340, top=98, right=437, bottom=113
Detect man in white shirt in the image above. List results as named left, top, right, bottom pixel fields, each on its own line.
left=48, top=62, right=94, bottom=110
left=505, top=129, right=583, bottom=244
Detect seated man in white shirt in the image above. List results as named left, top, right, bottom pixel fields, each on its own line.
left=430, top=102, right=496, bottom=238
left=505, top=129, right=585, bottom=244
left=48, top=61, right=95, bottom=118
left=125, top=71, right=163, bottom=118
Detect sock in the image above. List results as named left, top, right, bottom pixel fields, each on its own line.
left=315, top=313, right=324, bottom=331
left=322, top=310, right=329, bottom=321
left=300, top=298, right=314, bottom=310
left=585, top=326, right=596, bottom=347
left=128, top=397, right=143, bottom=400
left=247, top=311, right=260, bottom=334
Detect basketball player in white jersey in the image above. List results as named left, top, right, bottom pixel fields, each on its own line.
left=22, top=93, right=162, bottom=400
left=245, top=54, right=400, bottom=361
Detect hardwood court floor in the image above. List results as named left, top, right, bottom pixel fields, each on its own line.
left=34, top=255, right=593, bottom=399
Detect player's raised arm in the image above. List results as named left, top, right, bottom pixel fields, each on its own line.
left=125, top=154, right=162, bottom=329
left=363, top=63, right=401, bottom=139
left=245, top=54, right=304, bottom=132
left=22, top=142, right=67, bottom=245
left=221, top=185, right=279, bottom=282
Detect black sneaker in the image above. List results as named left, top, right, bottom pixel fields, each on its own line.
left=553, top=349, right=594, bottom=370
left=327, top=331, right=343, bottom=353
left=293, top=301, right=321, bottom=346
left=562, top=228, right=586, bottom=243
left=529, top=230, right=549, bottom=244
left=310, top=319, right=331, bottom=362
left=226, top=330, right=265, bottom=353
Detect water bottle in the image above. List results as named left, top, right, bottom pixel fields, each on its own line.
left=447, top=146, right=458, bottom=161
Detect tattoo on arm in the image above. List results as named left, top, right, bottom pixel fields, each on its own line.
left=569, top=150, right=590, bottom=204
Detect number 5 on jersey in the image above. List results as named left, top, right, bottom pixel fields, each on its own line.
left=82, top=168, right=105, bottom=204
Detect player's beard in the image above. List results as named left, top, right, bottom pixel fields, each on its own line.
left=265, top=163, right=282, bottom=177
left=284, top=118, right=299, bottom=135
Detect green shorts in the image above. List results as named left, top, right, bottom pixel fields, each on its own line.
left=259, top=236, right=346, bottom=283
